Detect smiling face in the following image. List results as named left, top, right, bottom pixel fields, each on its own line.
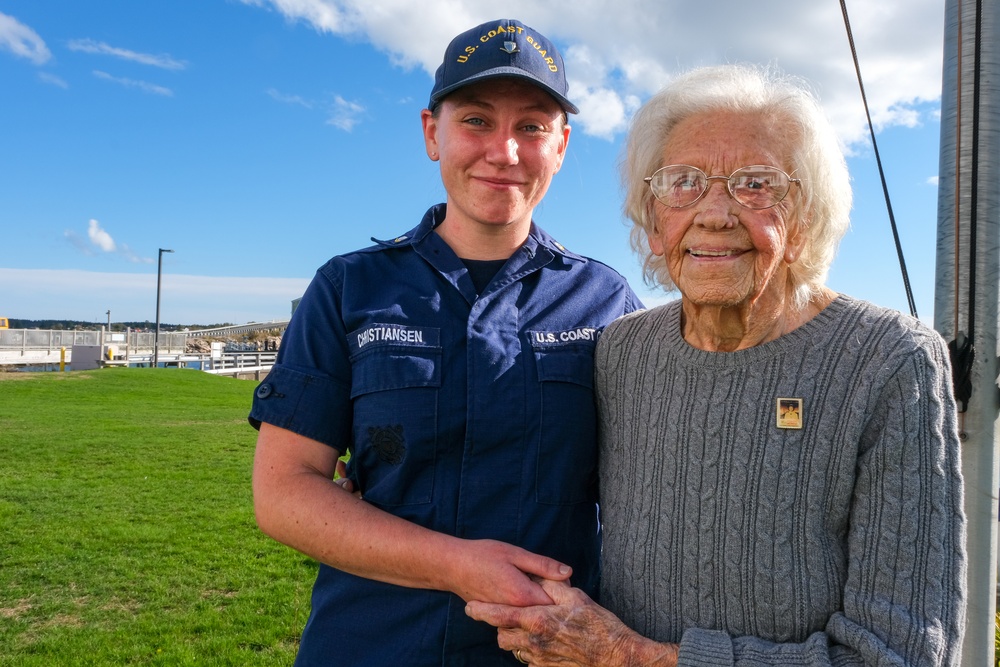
left=648, top=110, right=806, bottom=310
left=421, top=78, right=570, bottom=238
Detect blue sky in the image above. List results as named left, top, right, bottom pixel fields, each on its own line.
left=0, top=0, right=945, bottom=326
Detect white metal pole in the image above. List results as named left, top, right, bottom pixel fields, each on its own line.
left=935, top=1, right=1000, bottom=664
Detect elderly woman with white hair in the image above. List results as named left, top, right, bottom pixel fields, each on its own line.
left=468, top=64, right=967, bottom=667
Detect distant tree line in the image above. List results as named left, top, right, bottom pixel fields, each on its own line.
left=8, top=319, right=235, bottom=332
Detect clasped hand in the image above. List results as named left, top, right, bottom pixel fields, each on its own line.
left=467, top=579, right=678, bottom=667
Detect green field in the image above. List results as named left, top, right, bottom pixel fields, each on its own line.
left=0, top=368, right=314, bottom=666
left=4, top=367, right=993, bottom=665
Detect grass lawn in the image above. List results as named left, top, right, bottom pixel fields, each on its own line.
left=0, top=368, right=315, bottom=666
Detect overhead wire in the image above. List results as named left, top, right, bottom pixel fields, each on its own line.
left=838, top=0, right=919, bottom=319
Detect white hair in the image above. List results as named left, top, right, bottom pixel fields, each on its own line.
left=621, top=64, right=852, bottom=309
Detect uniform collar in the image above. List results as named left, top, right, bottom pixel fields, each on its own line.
left=371, top=205, right=582, bottom=305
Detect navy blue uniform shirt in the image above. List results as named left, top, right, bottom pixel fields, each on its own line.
left=250, top=204, right=642, bottom=666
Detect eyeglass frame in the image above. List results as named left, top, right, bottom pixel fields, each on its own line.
left=643, top=164, right=802, bottom=210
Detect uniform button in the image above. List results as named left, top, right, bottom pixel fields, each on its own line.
left=256, top=383, right=273, bottom=399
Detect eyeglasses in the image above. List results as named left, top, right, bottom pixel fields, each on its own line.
left=644, top=164, right=801, bottom=210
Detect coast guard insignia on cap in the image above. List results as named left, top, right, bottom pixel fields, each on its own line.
left=501, top=40, right=519, bottom=53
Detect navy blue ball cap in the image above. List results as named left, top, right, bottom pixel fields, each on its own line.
left=429, top=19, right=579, bottom=114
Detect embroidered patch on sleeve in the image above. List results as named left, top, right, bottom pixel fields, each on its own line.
left=368, top=425, right=405, bottom=464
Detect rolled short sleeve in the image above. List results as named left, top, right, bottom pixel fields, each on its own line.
left=248, top=364, right=352, bottom=449
left=247, top=262, right=354, bottom=451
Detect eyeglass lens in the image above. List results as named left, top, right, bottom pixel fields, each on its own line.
left=648, top=165, right=791, bottom=209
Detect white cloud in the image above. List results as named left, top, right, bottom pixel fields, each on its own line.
left=0, top=11, right=50, bottom=64
left=38, top=71, right=68, bottom=88
left=242, top=0, right=945, bottom=147
left=64, top=230, right=94, bottom=256
left=66, top=220, right=153, bottom=264
left=572, top=87, right=638, bottom=141
left=267, top=88, right=314, bottom=108
left=67, top=38, right=186, bottom=70
left=267, top=87, right=365, bottom=129
left=326, top=95, right=365, bottom=131
left=119, top=245, right=153, bottom=265
left=87, top=219, right=117, bottom=252
left=243, top=0, right=355, bottom=33
left=93, top=70, right=174, bottom=96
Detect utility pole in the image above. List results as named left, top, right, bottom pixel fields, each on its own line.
left=153, top=248, right=174, bottom=368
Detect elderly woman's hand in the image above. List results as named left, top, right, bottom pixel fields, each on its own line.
left=333, top=459, right=361, bottom=497
left=466, top=579, right=678, bottom=667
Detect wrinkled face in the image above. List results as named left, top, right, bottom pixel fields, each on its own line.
left=648, top=110, right=805, bottom=308
left=421, top=78, right=569, bottom=231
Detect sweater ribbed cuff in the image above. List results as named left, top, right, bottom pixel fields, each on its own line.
left=677, top=627, right=734, bottom=667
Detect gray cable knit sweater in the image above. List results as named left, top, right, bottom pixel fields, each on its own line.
left=595, top=296, right=966, bottom=666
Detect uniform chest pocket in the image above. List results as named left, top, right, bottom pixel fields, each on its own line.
left=349, top=339, right=442, bottom=508
left=533, top=344, right=598, bottom=506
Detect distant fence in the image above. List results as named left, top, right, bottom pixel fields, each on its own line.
left=0, top=323, right=289, bottom=351
left=0, top=329, right=187, bottom=354
left=0, top=329, right=100, bottom=349
left=0, top=327, right=288, bottom=370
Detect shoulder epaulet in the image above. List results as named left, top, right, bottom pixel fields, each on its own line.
left=370, top=234, right=415, bottom=248
left=543, top=237, right=586, bottom=261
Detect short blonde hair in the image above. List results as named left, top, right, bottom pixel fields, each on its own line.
left=621, top=64, right=851, bottom=308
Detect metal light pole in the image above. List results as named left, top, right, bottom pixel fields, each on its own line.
left=153, top=248, right=174, bottom=368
